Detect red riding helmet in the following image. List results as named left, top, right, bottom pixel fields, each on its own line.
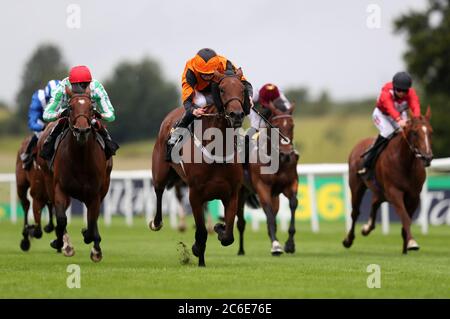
left=69, top=65, right=92, bottom=83
left=259, top=83, right=280, bottom=104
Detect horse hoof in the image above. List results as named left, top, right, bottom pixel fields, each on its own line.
left=284, top=241, right=295, bottom=254
left=214, top=223, right=225, bottom=234
left=407, top=239, right=420, bottom=251
left=271, top=241, right=284, bottom=256
left=342, top=238, right=353, bottom=249
left=90, top=248, right=103, bottom=263
left=149, top=220, right=163, bottom=231
left=361, top=224, right=372, bottom=236
left=50, top=239, right=62, bottom=250
left=192, top=243, right=200, bottom=257
left=237, top=250, right=245, bottom=256
left=220, top=236, right=234, bottom=247
left=63, top=246, right=75, bottom=257
left=20, top=239, right=30, bottom=251
left=44, top=223, right=54, bottom=233
left=32, top=227, right=43, bottom=239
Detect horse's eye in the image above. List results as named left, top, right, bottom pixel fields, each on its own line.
left=220, top=88, right=224, bottom=94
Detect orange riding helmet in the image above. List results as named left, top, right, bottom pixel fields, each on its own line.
left=191, top=48, right=220, bottom=74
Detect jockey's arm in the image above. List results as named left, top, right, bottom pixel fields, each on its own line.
left=407, top=88, right=421, bottom=117
left=380, top=91, right=401, bottom=122
left=92, top=80, right=115, bottom=122
left=28, top=91, right=45, bottom=131
left=43, top=82, right=65, bottom=122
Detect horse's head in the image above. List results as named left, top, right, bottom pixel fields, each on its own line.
left=404, top=106, right=433, bottom=167
left=269, top=104, right=297, bottom=163
left=211, top=68, right=245, bottom=128
left=65, top=85, right=94, bottom=144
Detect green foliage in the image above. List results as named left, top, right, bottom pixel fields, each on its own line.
left=394, top=0, right=450, bottom=157
left=104, top=58, right=179, bottom=142
left=13, top=44, right=67, bottom=133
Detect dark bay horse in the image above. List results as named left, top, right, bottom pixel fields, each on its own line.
left=238, top=106, right=299, bottom=256
left=37, top=86, right=113, bottom=261
left=343, top=108, right=433, bottom=253
left=151, top=69, right=246, bottom=267
left=16, top=135, right=55, bottom=251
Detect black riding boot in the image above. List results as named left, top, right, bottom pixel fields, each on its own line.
left=358, top=135, right=389, bottom=175
left=20, top=134, right=39, bottom=170
left=40, top=119, right=67, bottom=161
left=166, top=109, right=196, bottom=162
left=97, top=126, right=120, bottom=160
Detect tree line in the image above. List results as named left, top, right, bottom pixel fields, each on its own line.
left=1, top=0, right=449, bottom=156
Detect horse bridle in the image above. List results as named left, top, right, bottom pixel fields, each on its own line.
left=399, top=125, right=430, bottom=163
left=267, top=114, right=295, bottom=156
left=67, top=95, right=94, bottom=132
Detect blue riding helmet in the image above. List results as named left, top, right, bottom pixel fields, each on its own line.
left=44, top=79, right=60, bottom=102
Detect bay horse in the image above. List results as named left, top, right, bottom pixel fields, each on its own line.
left=343, top=108, right=433, bottom=253
left=16, top=135, right=55, bottom=251
left=37, top=86, right=113, bottom=262
left=151, top=69, right=247, bottom=267
left=237, top=106, right=299, bottom=256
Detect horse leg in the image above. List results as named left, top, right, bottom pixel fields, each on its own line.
left=284, top=191, right=298, bottom=254
left=343, top=177, right=366, bottom=248
left=44, top=202, right=55, bottom=233
left=150, top=187, right=165, bottom=231
left=389, top=189, right=414, bottom=254
left=404, top=195, right=420, bottom=251
left=18, top=182, right=31, bottom=251
left=30, top=197, right=45, bottom=239
left=51, top=184, right=73, bottom=256
left=83, top=198, right=103, bottom=262
left=361, top=194, right=383, bottom=236
left=236, top=188, right=246, bottom=256
left=190, top=195, right=208, bottom=267
left=215, top=193, right=237, bottom=247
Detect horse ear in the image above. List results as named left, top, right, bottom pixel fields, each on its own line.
left=425, top=105, right=431, bottom=121
left=85, top=84, right=91, bottom=96
left=65, top=85, right=72, bottom=98
left=288, top=102, right=295, bottom=115
left=235, top=67, right=243, bottom=78
left=212, top=70, right=224, bottom=83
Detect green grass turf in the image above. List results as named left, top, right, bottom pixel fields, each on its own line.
left=0, top=216, right=449, bottom=298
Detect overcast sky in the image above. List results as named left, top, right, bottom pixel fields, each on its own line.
left=0, top=0, right=427, bottom=105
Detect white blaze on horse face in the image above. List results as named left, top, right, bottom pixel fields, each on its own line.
left=422, top=125, right=430, bottom=153
left=79, top=99, right=85, bottom=105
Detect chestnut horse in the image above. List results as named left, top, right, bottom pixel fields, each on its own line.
left=16, top=135, right=55, bottom=251
left=151, top=69, right=247, bottom=267
left=237, top=106, right=299, bottom=256
left=343, top=108, right=433, bottom=253
left=37, top=86, right=113, bottom=262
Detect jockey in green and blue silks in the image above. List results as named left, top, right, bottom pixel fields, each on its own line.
left=20, top=80, right=60, bottom=169
left=41, top=65, right=119, bottom=161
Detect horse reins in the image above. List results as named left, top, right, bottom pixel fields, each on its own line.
left=399, top=128, right=427, bottom=160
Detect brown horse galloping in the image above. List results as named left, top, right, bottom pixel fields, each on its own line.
left=37, top=86, right=113, bottom=261
left=237, top=106, right=299, bottom=256
left=16, top=135, right=55, bottom=251
left=151, top=69, right=247, bottom=267
left=343, top=108, right=433, bottom=253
